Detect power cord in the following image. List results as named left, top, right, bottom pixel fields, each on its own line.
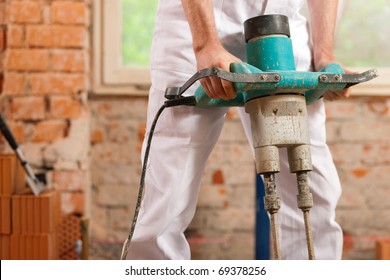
left=120, top=96, right=195, bottom=260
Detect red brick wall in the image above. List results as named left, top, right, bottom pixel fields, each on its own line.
left=0, top=0, right=90, bottom=217
left=325, top=97, right=390, bottom=259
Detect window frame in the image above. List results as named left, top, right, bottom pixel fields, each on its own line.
left=349, top=68, right=389, bottom=96
left=93, top=0, right=150, bottom=95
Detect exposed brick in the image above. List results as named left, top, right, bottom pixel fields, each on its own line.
left=222, top=233, right=255, bottom=260
left=325, top=121, right=341, bottom=143
left=51, top=1, right=87, bottom=25
left=207, top=208, right=254, bottom=231
left=52, top=170, right=88, bottom=191
left=91, top=164, right=140, bottom=186
left=365, top=186, right=390, bottom=210
left=329, top=143, right=371, bottom=166
left=19, top=142, right=45, bottom=167
left=52, top=25, right=85, bottom=48
left=0, top=25, right=5, bottom=50
left=219, top=121, right=247, bottom=143
left=107, top=207, right=133, bottom=230
left=7, top=24, right=24, bottom=47
left=335, top=210, right=369, bottom=235
left=351, top=168, right=371, bottom=178
left=208, top=143, right=253, bottom=167
left=90, top=126, right=105, bottom=144
left=337, top=187, right=365, bottom=209
left=50, top=96, right=82, bottom=119
left=226, top=108, right=237, bottom=120
left=340, top=120, right=390, bottom=142
left=106, top=121, right=138, bottom=143
left=230, top=185, right=255, bottom=208
left=365, top=100, right=389, bottom=118
left=2, top=72, right=25, bottom=95
left=376, top=240, right=390, bottom=260
left=27, top=73, right=85, bottom=95
left=26, top=25, right=85, bottom=48
left=137, top=123, right=146, bottom=151
left=361, top=144, right=390, bottom=165
left=90, top=206, right=109, bottom=240
left=331, top=143, right=384, bottom=166
left=7, top=1, right=42, bottom=24
left=338, top=165, right=390, bottom=189
left=0, top=75, right=3, bottom=93
left=0, top=121, right=24, bottom=143
left=26, top=25, right=53, bottom=47
left=0, top=2, right=5, bottom=25
left=223, top=164, right=255, bottom=185
left=43, top=118, right=90, bottom=165
left=96, top=184, right=137, bottom=207
left=4, top=49, right=49, bottom=71
left=31, top=120, right=68, bottom=142
left=90, top=98, right=148, bottom=120
left=212, top=169, right=224, bottom=185
left=11, top=96, right=45, bottom=120
left=91, top=143, right=139, bottom=165
left=325, top=100, right=359, bottom=120
left=197, top=185, right=229, bottom=208
left=61, top=191, right=85, bottom=214
left=342, top=232, right=355, bottom=258
left=51, top=50, right=85, bottom=72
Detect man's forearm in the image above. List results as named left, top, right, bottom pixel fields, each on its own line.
left=307, top=0, right=339, bottom=69
left=181, top=0, right=241, bottom=100
left=181, top=0, right=221, bottom=53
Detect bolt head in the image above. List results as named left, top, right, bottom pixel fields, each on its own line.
left=319, top=75, right=328, bottom=82
left=334, top=74, right=342, bottom=81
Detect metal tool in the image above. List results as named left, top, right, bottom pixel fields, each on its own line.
left=0, top=113, right=46, bottom=196
left=122, top=14, right=377, bottom=260
left=163, top=14, right=377, bottom=259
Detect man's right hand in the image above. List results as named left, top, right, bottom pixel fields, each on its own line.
left=181, top=0, right=241, bottom=101
left=195, top=44, right=241, bottom=100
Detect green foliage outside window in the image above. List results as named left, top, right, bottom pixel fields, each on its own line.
left=121, top=0, right=157, bottom=66
left=334, top=0, right=390, bottom=67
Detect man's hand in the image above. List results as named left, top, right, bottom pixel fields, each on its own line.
left=308, top=0, right=352, bottom=101
left=195, top=44, right=241, bottom=100
left=181, top=0, right=240, bottom=100
left=314, top=58, right=355, bottom=101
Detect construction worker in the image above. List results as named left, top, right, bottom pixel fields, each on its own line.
left=125, top=0, right=349, bottom=259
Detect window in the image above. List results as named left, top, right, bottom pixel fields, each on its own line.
left=333, top=0, right=390, bottom=95
left=93, top=0, right=157, bottom=94
left=121, top=0, right=156, bottom=67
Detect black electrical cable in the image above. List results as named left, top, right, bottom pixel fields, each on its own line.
left=120, top=96, right=195, bottom=260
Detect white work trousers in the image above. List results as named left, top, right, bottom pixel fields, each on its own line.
left=126, top=0, right=343, bottom=260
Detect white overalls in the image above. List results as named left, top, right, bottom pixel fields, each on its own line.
left=126, top=0, right=343, bottom=260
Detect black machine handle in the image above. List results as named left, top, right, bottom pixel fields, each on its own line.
left=0, top=113, right=19, bottom=150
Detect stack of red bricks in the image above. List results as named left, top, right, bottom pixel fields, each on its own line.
left=0, top=154, right=25, bottom=258
left=0, top=153, right=62, bottom=259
